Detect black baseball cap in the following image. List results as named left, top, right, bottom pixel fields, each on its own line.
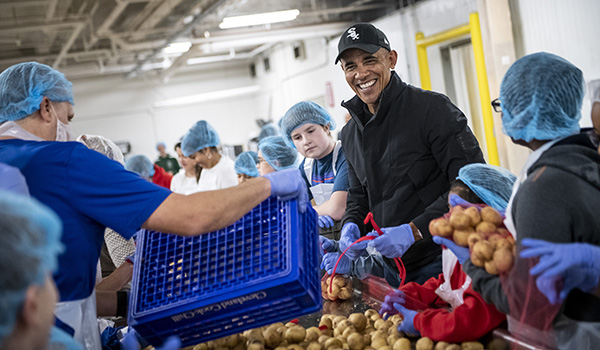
left=335, top=23, right=391, bottom=64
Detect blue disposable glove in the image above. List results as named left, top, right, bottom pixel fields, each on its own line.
left=319, top=236, right=337, bottom=253
left=379, top=290, right=405, bottom=317
left=432, top=236, right=470, bottom=265
left=339, top=223, right=369, bottom=260
left=521, top=239, right=600, bottom=303
left=448, top=193, right=471, bottom=207
left=122, top=331, right=181, bottom=350
left=318, top=215, right=335, bottom=228
left=263, top=168, right=309, bottom=212
left=393, top=303, right=420, bottom=337
left=367, top=224, right=415, bottom=259
left=321, top=252, right=351, bottom=275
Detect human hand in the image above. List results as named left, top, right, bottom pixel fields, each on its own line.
left=448, top=193, right=472, bottom=207
left=319, top=236, right=337, bottom=253
left=367, top=224, right=415, bottom=259
left=393, top=303, right=420, bottom=337
left=521, top=239, right=600, bottom=302
left=318, top=215, right=335, bottom=228
left=339, top=223, right=368, bottom=260
left=321, top=252, right=351, bottom=275
left=432, top=236, right=470, bottom=265
left=263, top=168, right=309, bottom=212
left=379, top=290, right=405, bottom=317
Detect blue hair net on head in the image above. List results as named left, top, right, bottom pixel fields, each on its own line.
left=235, top=151, right=259, bottom=177
left=500, top=52, right=584, bottom=142
left=258, top=123, right=281, bottom=141
left=0, top=190, right=64, bottom=343
left=156, top=142, right=166, bottom=149
left=125, top=155, right=155, bottom=179
left=0, top=62, right=74, bottom=122
left=280, top=101, right=336, bottom=147
left=181, top=120, right=220, bottom=157
left=258, top=136, right=298, bottom=171
left=456, top=163, right=517, bottom=211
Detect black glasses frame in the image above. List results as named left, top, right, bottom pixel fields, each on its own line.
left=491, top=98, right=501, bottom=113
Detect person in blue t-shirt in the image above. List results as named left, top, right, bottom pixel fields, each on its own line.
left=280, top=101, right=350, bottom=230
left=0, top=61, right=308, bottom=350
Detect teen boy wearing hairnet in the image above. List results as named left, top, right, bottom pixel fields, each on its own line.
left=335, top=23, right=484, bottom=285
left=280, top=101, right=350, bottom=231
left=443, top=52, right=600, bottom=348
left=0, top=61, right=308, bottom=349
left=257, top=136, right=298, bottom=175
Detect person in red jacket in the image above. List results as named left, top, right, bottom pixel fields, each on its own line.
left=125, top=154, right=173, bottom=189
left=380, top=163, right=516, bottom=343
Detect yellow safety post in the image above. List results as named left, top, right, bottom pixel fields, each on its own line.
left=469, top=12, right=499, bottom=166
left=414, top=12, right=499, bottom=166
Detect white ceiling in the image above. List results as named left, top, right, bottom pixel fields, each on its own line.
left=0, top=0, right=407, bottom=79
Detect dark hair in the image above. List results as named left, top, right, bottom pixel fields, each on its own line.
left=174, top=142, right=202, bottom=183
left=449, top=180, right=485, bottom=204
left=174, top=142, right=181, bottom=151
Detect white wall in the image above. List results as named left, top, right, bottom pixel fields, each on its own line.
left=510, top=0, right=600, bottom=128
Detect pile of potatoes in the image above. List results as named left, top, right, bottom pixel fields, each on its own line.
left=185, top=309, right=486, bottom=350
left=429, top=205, right=515, bottom=275
left=321, top=274, right=353, bottom=301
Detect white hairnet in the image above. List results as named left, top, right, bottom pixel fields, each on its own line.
left=77, top=134, right=125, bottom=165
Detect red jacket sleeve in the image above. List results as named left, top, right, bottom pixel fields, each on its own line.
left=413, top=284, right=506, bottom=343
left=401, top=273, right=448, bottom=310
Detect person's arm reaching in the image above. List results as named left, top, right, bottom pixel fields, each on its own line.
left=314, top=190, right=347, bottom=220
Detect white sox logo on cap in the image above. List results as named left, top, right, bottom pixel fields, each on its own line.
left=347, top=27, right=359, bottom=40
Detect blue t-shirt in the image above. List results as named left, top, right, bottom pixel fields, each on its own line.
left=299, top=145, right=350, bottom=200
left=0, top=140, right=171, bottom=301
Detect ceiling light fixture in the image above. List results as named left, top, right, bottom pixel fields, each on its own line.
left=219, top=9, right=300, bottom=29
left=162, top=42, right=192, bottom=54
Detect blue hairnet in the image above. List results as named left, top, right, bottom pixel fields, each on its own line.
left=235, top=151, right=259, bottom=177
left=0, top=190, right=64, bottom=343
left=258, top=136, right=298, bottom=171
left=500, top=52, right=584, bottom=142
left=125, top=155, right=155, bottom=179
left=181, top=120, right=220, bottom=157
left=280, top=101, right=336, bottom=147
left=456, top=163, right=517, bottom=211
left=258, top=123, right=281, bottom=141
left=0, top=163, right=29, bottom=196
left=0, top=62, right=74, bottom=122
left=156, top=142, right=166, bottom=149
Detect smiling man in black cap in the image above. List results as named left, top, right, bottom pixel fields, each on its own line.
left=334, top=23, right=485, bottom=287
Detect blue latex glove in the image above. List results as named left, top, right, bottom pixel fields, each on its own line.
left=319, top=236, right=337, bottom=253
left=339, top=223, right=369, bottom=260
left=367, top=224, right=415, bottom=259
left=448, top=193, right=471, bottom=207
left=521, top=239, right=600, bottom=302
left=263, top=168, right=309, bottom=212
left=432, top=236, right=470, bottom=265
left=318, top=215, right=335, bottom=228
left=393, top=303, right=420, bottom=337
left=122, top=332, right=181, bottom=350
left=379, top=290, right=405, bottom=317
left=321, top=252, right=351, bottom=275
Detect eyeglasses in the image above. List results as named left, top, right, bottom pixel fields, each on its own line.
left=491, top=98, right=501, bottom=113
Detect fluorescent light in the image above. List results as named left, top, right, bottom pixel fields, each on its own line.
left=219, top=9, right=299, bottom=29
left=153, top=86, right=260, bottom=108
left=162, top=42, right=192, bottom=54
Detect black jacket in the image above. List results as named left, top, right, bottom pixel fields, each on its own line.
left=340, top=71, right=484, bottom=273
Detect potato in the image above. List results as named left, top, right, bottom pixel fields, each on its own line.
left=449, top=212, right=471, bottom=229
left=429, top=218, right=453, bottom=237
left=464, top=207, right=481, bottom=226
left=493, top=248, right=514, bottom=273
left=415, top=337, right=434, bottom=350
left=285, top=327, right=306, bottom=344
left=324, top=338, right=344, bottom=349
left=320, top=318, right=333, bottom=330
left=453, top=227, right=474, bottom=246
left=461, top=341, right=484, bottom=350
left=232, top=342, right=245, bottom=350
left=444, top=345, right=460, bottom=350
left=248, top=340, right=265, bottom=350
left=467, top=232, right=485, bottom=249
left=495, top=238, right=512, bottom=251
left=307, top=343, right=323, bottom=350
left=224, top=334, right=241, bottom=348
left=386, top=335, right=399, bottom=347
left=475, top=221, right=496, bottom=234
left=433, top=341, right=450, bottom=350
left=193, top=343, right=208, bottom=350
left=333, top=316, right=347, bottom=328
left=387, top=326, right=399, bottom=337
left=472, top=240, right=494, bottom=261
left=318, top=335, right=332, bottom=344
left=377, top=347, right=391, bottom=350
left=264, top=327, right=282, bottom=348
left=388, top=315, right=402, bottom=326
left=392, top=338, right=410, bottom=350
left=347, top=333, right=365, bottom=350
left=481, top=207, right=503, bottom=226
left=485, top=260, right=499, bottom=275
left=373, top=319, right=386, bottom=330
left=306, top=327, right=321, bottom=342
left=470, top=254, right=485, bottom=267
left=342, top=326, right=357, bottom=338
left=287, top=345, right=303, bottom=350
left=364, top=309, right=379, bottom=318
left=370, top=337, right=387, bottom=349
left=339, top=287, right=353, bottom=300
left=348, top=313, right=368, bottom=332
left=246, top=329, right=265, bottom=343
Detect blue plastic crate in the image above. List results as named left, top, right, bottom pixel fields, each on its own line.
left=128, top=196, right=321, bottom=347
